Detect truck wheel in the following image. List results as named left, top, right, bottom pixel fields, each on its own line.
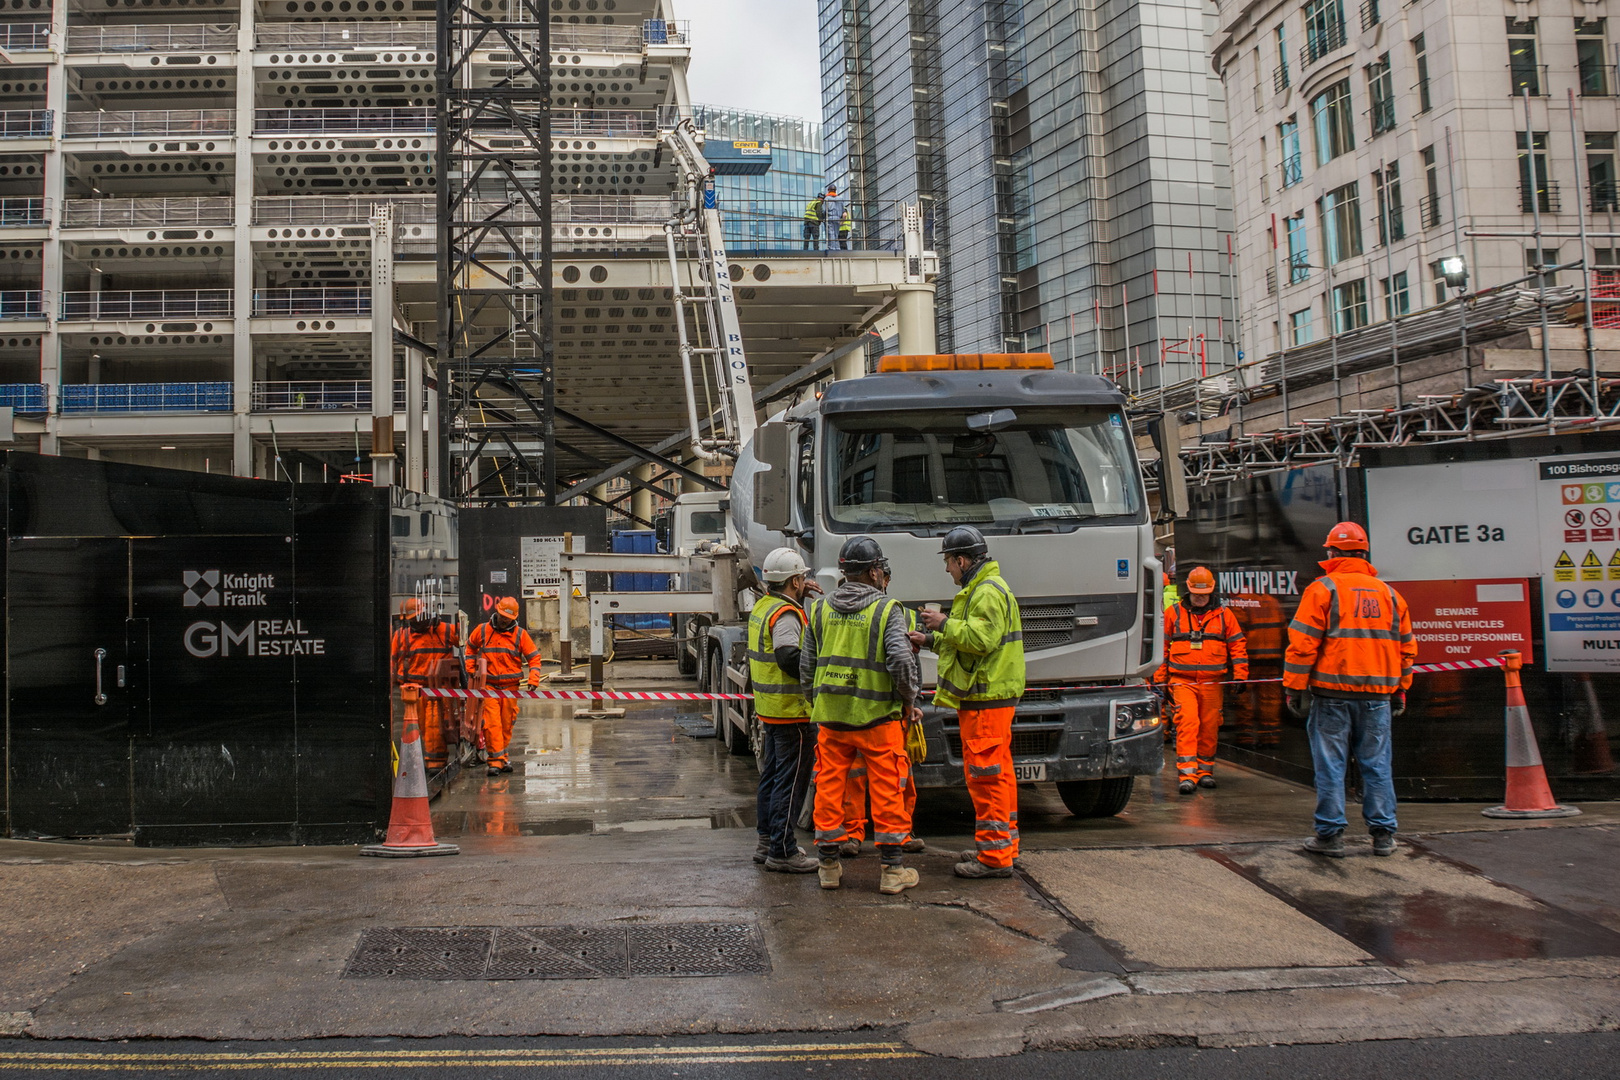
left=724, top=706, right=753, bottom=756
left=747, top=712, right=765, bottom=760
left=675, top=616, right=696, bottom=676
left=1055, top=777, right=1136, bottom=818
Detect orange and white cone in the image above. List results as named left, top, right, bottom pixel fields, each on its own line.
left=1482, top=651, right=1581, bottom=820
left=361, top=684, right=461, bottom=857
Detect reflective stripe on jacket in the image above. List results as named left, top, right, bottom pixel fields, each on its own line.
left=1155, top=601, right=1249, bottom=684
left=466, top=620, right=542, bottom=684
left=809, top=596, right=902, bottom=727
left=1235, top=594, right=1285, bottom=660
left=933, top=559, right=1026, bottom=710
left=1284, top=557, right=1416, bottom=699
left=747, top=593, right=809, bottom=720
left=803, top=197, right=824, bottom=221
left=391, top=619, right=459, bottom=680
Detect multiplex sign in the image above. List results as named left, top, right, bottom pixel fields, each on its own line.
left=1215, top=569, right=1301, bottom=596
left=179, top=568, right=328, bottom=659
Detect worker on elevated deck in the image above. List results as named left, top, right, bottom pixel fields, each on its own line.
left=801, top=535, right=924, bottom=895
left=464, top=596, right=541, bottom=777
left=1157, top=566, right=1248, bottom=795
left=749, top=547, right=822, bottom=874
left=912, top=525, right=1026, bottom=880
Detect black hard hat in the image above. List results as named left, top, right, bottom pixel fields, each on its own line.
left=838, top=535, right=886, bottom=571
left=940, top=525, right=989, bottom=557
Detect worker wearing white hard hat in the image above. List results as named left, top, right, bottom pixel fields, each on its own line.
left=748, top=546, right=822, bottom=872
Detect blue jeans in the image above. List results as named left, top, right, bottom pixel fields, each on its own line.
left=1305, top=696, right=1398, bottom=837
left=756, top=721, right=816, bottom=858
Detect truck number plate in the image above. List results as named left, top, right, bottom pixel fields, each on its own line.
left=1012, top=762, right=1047, bottom=782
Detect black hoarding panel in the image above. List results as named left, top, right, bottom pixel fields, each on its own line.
left=294, top=485, right=390, bottom=843
left=6, top=537, right=133, bottom=836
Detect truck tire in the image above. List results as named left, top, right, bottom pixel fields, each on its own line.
left=675, top=616, right=696, bottom=676
left=1055, top=776, right=1135, bottom=819
left=724, top=708, right=753, bottom=756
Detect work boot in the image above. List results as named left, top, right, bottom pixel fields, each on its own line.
left=765, top=851, right=820, bottom=874
left=1198, top=775, right=1217, bottom=789
left=499, top=763, right=514, bottom=774
left=879, top=864, right=920, bottom=894
left=753, top=837, right=769, bottom=864
left=1178, top=779, right=1196, bottom=795
left=959, top=849, right=1024, bottom=870
left=487, top=766, right=501, bottom=777
left=954, top=857, right=1013, bottom=879
left=1371, top=830, right=1398, bottom=857
left=818, top=858, right=843, bottom=890
left=839, top=839, right=862, bottom=858
left=1304, top=832, right=1346, bottom=858
left=901, top=837, right=926, bottom=853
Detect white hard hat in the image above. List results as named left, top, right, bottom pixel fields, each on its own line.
left=761, top=547, right=810, bottom=583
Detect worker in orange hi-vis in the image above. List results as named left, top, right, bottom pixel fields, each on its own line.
left=391, top=597, right=460, bottom=770
left=464, top=596, right=542, bottom=777
left=1156, top=566, right=1249, bottom=795
left=1230, top=592, right=1286, bottom=748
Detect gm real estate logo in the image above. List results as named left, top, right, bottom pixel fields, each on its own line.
left=182, top=570, right=327, bottom=658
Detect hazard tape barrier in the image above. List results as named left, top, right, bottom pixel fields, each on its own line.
left=414, top=655, right=1507, bottom=703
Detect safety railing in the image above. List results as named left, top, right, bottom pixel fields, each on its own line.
left=641, top=19, right=689, bottom=45
left=63, top=197, right=233, bottom=228
left=0, top=23, right=49, bottom=50
left=251, top=379, right=406, bottom=411
left=68, top=24, right=237, bottom=53
left=60, top=381, right=231, bottom=414
left=0, top=111, right=52, bottom=138
left=0, top=382, right=45, bottom=412
left=60, top=290, right=232, bottom=320
left=253, top=195, right=433, bottom=225
left=1300, top=21, right=1347, bottom=67
left=255, top=21, right=431, bottom=49
left=254, top=107, right=433, bottom=134
left=512, top=23, right=642, bottom=52
left=691, top=197, right=903, bottom=254
left=65, top=110, right=234, bottom=138
left=0, top=291, right=44, bottom=319
left=1519, top=180, right=1561, bottom=214
left=547, top=109, right=661, bottom=140
left=0, top=198, right=47, bottom=227
left=252, top=287, right=371, bottom=317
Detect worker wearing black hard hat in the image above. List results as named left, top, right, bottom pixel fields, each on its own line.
left=912, top=525, right=1026, bottom=879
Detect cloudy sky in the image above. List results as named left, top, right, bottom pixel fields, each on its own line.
left=677, top=0, right=824, bottom=124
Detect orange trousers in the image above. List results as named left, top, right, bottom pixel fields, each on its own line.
left=959, top=706, right=1018, bottom=868
left=481, top=691, right=518, bottom=769
left=840, top=754, right=918, bottom=842
left=1168, top=681, right=1222, bottom=781
left=420, top=698, right=448, bottom=767
left=813, top=722, right=911, bottom=849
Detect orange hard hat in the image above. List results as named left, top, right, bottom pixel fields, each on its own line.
left=1324, top=521, right=1370, bottom=550
left=400, top=597, right=424, bottom=620
left=495, top=596, right=520, bottom=620
left=1186, top=566, right=1216, bottom=594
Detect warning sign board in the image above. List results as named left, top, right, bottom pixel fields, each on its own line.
left=1388, top=579, right=1534, bottom=666
left=1537, top=455, right=1620, bottom=670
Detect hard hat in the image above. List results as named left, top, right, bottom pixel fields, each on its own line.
left=838, top=535, right=886, bottom=572
left=494, top=596, right=519, bottom=620
left=400, top=597, right=424, bottom=620
left=1324, top=521, right=1370, bottom=551
left=762, top=547, right=810, bottom=583
left=1186, top=567, right=1216, bottom=594
left=940, top=525, right=989, bottom=558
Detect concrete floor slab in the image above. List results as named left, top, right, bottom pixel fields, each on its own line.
left=1420, top=824, right=1620, bottom=933
left=1018, top=848, right=1373, bottom=970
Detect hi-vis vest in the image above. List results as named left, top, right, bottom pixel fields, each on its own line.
left=747, top=594, right=810, bottom=720
left=804, top=197, right=823, bottom=222
left=809, top=596, right=903, bottom=727
left=1156, top=602, right=1248, bottom=684
left=933, top=560, right=1026, bottom=710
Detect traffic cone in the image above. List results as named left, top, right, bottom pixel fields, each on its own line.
left=361, top=684, right=461, bottom=857
left=1572, top=674, right=1616, bottom=775
left=1482, top=651, right=1582, bottom=820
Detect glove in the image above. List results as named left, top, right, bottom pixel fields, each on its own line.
left=1391, top=691, right=1407, bottom=717
left=1286, top=691, right=1308, bottom=719
left=525, top=673, right=541, bottom=690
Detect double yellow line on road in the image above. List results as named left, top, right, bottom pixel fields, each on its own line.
left=0, top=1042, right=925, bottom=1071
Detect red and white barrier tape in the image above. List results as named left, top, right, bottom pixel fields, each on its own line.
left=415, top=655, right=1508, bottom=703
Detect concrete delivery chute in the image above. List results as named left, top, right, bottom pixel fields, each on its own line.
left=567, top=352, right=1169, bottom=818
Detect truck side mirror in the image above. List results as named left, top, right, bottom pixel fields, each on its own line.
left=652, top=510, right=670, bottom=552
left=754, top=421, right=791, bottom=531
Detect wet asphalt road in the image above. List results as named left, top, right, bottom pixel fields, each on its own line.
left=2, top=1032, right=1618, bottom=1079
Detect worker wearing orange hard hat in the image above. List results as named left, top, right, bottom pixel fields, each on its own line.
left=1286, top=521, right=1415, bottom=858
left=391, top=597, right=460, bottom=771
left=465, top=595, right=542, bottom=776
left=1155, top=566, right=1248, bottom=794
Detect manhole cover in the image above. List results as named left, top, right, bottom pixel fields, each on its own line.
left=342, top=924, right=768, bottom=980
left=627, top=923, right=771, bottom=977
left=486, top=926, right=627, bottom=979
left=344, top=927, right=494, bottom=979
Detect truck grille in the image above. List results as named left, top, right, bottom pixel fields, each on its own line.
left=946, top=730, right=1061, bottom=760
left=1021, top=603, right=1076, bottom=651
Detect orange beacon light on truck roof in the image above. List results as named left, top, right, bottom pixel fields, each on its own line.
left=875, top=353, right=1055, bottom=373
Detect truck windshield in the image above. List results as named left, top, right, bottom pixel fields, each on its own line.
left=826, top=407, right=1142, bottom=531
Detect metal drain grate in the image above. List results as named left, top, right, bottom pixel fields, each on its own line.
left=342, top=923, right=770, bottom=980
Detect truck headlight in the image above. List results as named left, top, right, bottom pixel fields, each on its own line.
left=1112, top=698, right=1162, bottom=737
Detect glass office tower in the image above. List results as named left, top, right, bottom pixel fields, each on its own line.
left=820, top=0, right=1234, bottom=388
